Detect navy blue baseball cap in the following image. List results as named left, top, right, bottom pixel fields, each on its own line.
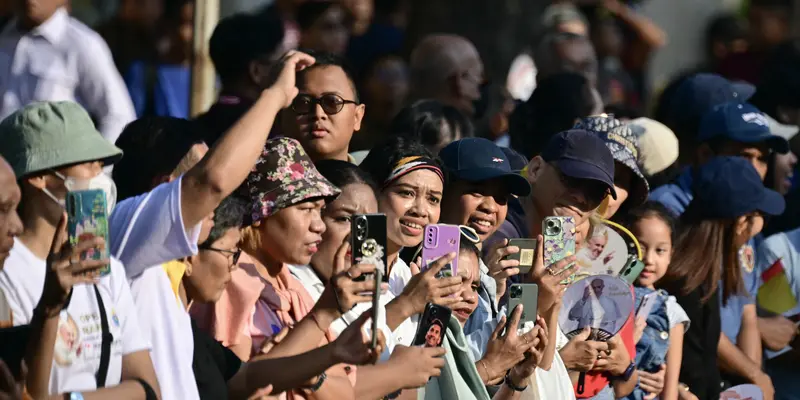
left=667, top=73, right=755, bottom=126
left=698, top=102, right=790, bottom=154
left=540, top=129, right=617, bottom=199
left=439, top=137, right=531, bottom=196
left=692, top=156, right=785, bottom=219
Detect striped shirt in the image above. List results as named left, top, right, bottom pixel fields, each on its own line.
left=0, top=8, right=135, bottom=143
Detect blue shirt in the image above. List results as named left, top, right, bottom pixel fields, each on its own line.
left=649, top=167, right=694, bottom=216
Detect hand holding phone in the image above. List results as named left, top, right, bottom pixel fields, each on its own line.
left=542, top=216, right=577, bottom=284
left=326, top=240, right=380, bottom=314
left=506, top=284, right=539, bottom=334
left=505, top=239, right=537, bottom=274
left=351, top=214, right=388, bottom=282
left=421, top=224, right=460, bottom=278
left=413, top=303, right=451, bottom=347
left=66, top=189, right=111, bottom=277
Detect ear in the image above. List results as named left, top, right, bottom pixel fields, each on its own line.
left=734, top=215, right=749, bottom=237
left=248, top=60, right=268, bottom=87
left=353, top=104, right=365, bottom=132
left=526, top=156, right=545, bottom=184
left=447, top=73, right=463, bottom=98
left=184, top=257, right=195, bottom=277
left=25, top=175, right=48, bottom=190
left=695, top=143, right=715, bottom=165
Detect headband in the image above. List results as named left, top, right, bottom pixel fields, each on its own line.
left=383, top=156, right=444, bottom=188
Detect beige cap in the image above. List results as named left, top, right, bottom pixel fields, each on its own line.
left=629, top=117, right=679, bottom=176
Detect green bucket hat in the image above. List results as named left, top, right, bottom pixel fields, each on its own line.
left=0, top=101, right=123, bottom=178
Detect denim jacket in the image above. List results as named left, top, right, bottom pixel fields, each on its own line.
left=623, top=287, right=670, bottom=400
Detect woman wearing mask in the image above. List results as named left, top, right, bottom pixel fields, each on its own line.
left=288, top=159, right=449, bottom=399
left=191, top=138, right=380, bottom=399
left=657, top=156, right=784, bottom=400
left=0, top=102, right=159, bottom=399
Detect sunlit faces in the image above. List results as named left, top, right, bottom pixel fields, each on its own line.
left=187, top=228, right=241, bottom=303
left=603, top=161, right=631, bottom=218
left=441, top=179, right=509, bottom=242
left=260, top=199, right=327, bottom=266
left=526, top=159, right=608, bottom=236
left=713, top=141, right=771, bottom=180
left=734, top=212, right=765, bottom=248
left=0, top=158, right=22, bottom=266
left=313, top=183, right=378, bottom=275
left=632, top=216, right=673, bottom=289
left=283, top=65, right=365, bottom=161
left=451, top=249, right=481, bottom=325
left=379, top=170, right=443, bottom=250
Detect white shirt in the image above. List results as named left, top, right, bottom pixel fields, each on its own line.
left=387, top=257, right=419, bottom=346
left=110, top=177, right=202, bottom=400
left=0, top=239, right=148, bottom=394
left=0, top=8, right=135, bottom=143
left=287, top=264, right=396, bottom=361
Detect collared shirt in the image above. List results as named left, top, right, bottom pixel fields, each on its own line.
left=0, top=8, right=135, bottom=143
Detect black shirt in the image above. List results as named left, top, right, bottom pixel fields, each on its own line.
left=191, top=319, right=243, bottom=400
left=663, top=282, right=721, bottom=400
left=194, top=96, right=255, bottom=146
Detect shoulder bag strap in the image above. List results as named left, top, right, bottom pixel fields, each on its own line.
left=93, top=285, right=114, bottom=388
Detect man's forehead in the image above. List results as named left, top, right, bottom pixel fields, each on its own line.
left=300, top=65, right=356, bottom=96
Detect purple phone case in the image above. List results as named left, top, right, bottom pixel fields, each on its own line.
left=421, top=224, right=460, bottom=278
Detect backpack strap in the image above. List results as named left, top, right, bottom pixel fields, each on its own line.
left=93, top=285, right=114, bottom=388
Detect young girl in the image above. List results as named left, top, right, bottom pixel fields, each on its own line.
left=622, top=201, right=695, bottom=400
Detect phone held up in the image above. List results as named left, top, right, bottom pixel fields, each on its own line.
left=351, top=214, right=388, bottom=283
left=505, top=238, right=537, bottom=274
left=506, top=283, right=539, bottom=335
left=413, top=303, right=451, bottom=347
left=66, top=189, right=111, bottom=277
left=421, top=224, right=460, bottom=278
left=542, top=216, right=576, bottom=285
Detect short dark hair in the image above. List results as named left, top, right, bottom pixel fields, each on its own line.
left=296, top=49, right=359, bottom=102
left=296, top=0, right=342, bottom=31
left=200, top=196, right=248, bottom=247
left=751, top=39, right=800, bottom=116
left=389, top=99, right=474, bottom=149
left=210, top=12, right=285, bottom=86
left=113, top=117, right=205, bottom=201
left=459, top=237, right=480, bottom=259
left=315, top=159, right=378, bottom=195
left=706, top=14, right=747, bottom=54
left=360, top=135, right=442, bottom=187
left=618, top=201, right=678, bottom=244
left=509, top=72, right=598, bottom=159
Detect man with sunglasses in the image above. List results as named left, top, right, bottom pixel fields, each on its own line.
left=281, top=50, right=365, bottom=164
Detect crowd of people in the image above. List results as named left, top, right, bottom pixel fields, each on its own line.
left=0, top=0, right=800, bottom=400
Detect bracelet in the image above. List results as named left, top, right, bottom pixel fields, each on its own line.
left=504, top=370, right=528, bottom=392
left=478, top=360, right=494, bottom=382
left=307, top=372, right=327, bottom=392
left=134, top=378, right=158, bottom=400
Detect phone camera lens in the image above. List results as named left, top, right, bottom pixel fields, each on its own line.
left=510, top=286, right=522, bottom=298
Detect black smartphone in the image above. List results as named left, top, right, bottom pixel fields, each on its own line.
left=505, top=238, right=537, bottom=274
left=370, top=267, right=382, bottom=350
left=412, top=303, right=451, bottom=347
left=0, top=324, right=31, bottom=379
left=351, top=214, right=388, bottom=282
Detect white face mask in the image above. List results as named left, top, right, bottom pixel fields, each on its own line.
left=42, top=171, right=117, bottom=215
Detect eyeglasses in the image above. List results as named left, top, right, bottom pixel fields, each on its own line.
left=199, top=245, right=241, bottom=266
left=290, top=94, right=359, bottom=115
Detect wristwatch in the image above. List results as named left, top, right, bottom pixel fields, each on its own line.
left=504, top=370, right=528, bottom=392
left=611, top=362, right=636, bottom=381
left=64, top=393, right=84, bottom=400
left=308, top=372, right=327, bottom=392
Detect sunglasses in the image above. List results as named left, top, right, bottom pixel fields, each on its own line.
left=459, top=225, right=481, bottom=243
left=199, top=245, right=242, bottom=266
left=556, top=170, right=610, bottom=208
left=291, top=94, right=359, bottom=115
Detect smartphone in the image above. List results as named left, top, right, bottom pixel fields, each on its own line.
left=619, top=255, right=645, bottom=284
left=370, top=267, right=382, bottom=350
left=506, top=283, right=539, bottom=333
left=505, top=238, right=537, bottom=274
left=412, top=303, right=451, bottom=347
left=66, top=189, right=110, bottom=277
left=351, top=214, right=388, bottom=282
left=421, top=224, right=460, bottom=278
left=636, top=291, right=659, bottom=321
left=0, top=324, right=31, bottom=379
left=542, top=216, right=576, bottom=284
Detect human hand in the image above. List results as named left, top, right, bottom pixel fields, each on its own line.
left=388, top=345, right=446, bottom=389
left=592, top=334, right=631, bottom=376
left=39, top=214, right=109, bottom=316
left=0, top=360, right=22, bottom=400
left=317, top=240, right=383, bottom=317
left=332, top=310, right=385, bottom=365
left=759, top=315, right=797, bottom=351
left=401, top=254, right=462, bottom=315
left=638, top=364, right=665, bottom=399
left=509, top=317, right=549, bottom=385
left=259, top=326, right=290, bottom=355
left=524, top=235, right=577, bottom=312
left=559, top=327, right=608, bottom=372
left=480, top=305, right=540, bottom=384
left=751, top=371, right=775, bottom=400
left=603, top=251, right=615, bottom=265
left=633, top=317, right=646, bottom=344
left=267, top=50, right=316, bottom=108
left=485, top=239, right=521, bottom=298
left=247, top=385, right=279, bottom=400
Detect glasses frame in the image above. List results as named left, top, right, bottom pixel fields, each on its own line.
left=290, top=93, right=359, bottom=115
left=199, top=245, right=242, bottom=267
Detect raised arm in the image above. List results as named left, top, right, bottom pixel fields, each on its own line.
left=179, top=52, right=315, bottom=230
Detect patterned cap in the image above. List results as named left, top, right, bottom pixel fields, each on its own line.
left=574, top=115, right=649, bottom=208
left=237, top=138, right=341, bottom=225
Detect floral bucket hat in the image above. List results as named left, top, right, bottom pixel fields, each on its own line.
left=574, top=114, right=650, bottom=208
left=238, top=137, right=341, bottom=225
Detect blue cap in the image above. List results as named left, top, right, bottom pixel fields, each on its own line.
left=698, top=102, right=790, bottom=154
left=499, top=146, right=528, bottom=172
left=439, top=137, right=531, bottom=196
left=692, top=156, right=785, bottom=218
left=540, top=129, right=617, bottom=199
left=668, top=73, right=755, bottom=126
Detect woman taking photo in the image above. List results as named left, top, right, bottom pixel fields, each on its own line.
left=657, top=156, right=785, bottom=400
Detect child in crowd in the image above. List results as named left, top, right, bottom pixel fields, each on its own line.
left=622, top=201, right=695, bottom=400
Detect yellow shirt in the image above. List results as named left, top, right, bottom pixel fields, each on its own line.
left=162, top=260, right=187, bottom=302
